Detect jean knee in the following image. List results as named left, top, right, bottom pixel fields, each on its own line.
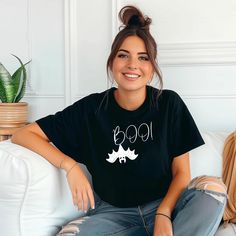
left=57, top=217, right=90, bottom=236
left=188, top=175, right=227, bottom=193
left=188, top=175, right=228, bottom=203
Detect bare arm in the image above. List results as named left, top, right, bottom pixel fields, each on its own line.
left=11, top=122, right=95, bottom=211
left=11, top=122, right=76, bottom=171
left=154, top=152, right=191, bottom=236
left=157, top=152, right=191, bottom=216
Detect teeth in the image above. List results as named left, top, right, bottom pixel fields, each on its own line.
left=124, top=74, right=140, bottom=78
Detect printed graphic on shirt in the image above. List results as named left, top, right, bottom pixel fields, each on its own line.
left=106, top=145, right=138, bottom=163
left=106, top=122, right=153, bottom=164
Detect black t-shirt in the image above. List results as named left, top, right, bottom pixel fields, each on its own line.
left=36, top=86, right=204, bottom=207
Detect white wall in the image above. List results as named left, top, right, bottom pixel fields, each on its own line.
left=0, top=0, right=65, bottom=120
left=0, top=0, right=235, bottom=132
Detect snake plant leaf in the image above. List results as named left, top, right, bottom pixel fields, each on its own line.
left=11, top=54, right=31, bottom=102
left=0, top=63, right=14, bottom=102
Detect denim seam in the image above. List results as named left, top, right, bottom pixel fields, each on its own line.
left=138, top=206, right=151, bottom=236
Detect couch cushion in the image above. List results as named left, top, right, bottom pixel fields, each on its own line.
left=0, top=140, right=86, bottom=236
left=189, top=132, right=229, bottom=178
left=215, top=223, right=236, bottom=236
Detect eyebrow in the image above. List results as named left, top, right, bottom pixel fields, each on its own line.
left=118, top=49, right=148, bottom=55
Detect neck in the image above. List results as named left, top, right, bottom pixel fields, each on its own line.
left=114, top=87, right=147, bottom=111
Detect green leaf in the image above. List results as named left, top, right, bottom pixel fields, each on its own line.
left=11, top=54, right=31, bottom=102
left=0, top=63, right=14, bottom=102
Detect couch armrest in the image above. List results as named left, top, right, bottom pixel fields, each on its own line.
left=0, top=140, right=85, bottom=236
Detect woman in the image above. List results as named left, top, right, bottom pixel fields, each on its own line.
left=12, top=5, right=227, bottom=236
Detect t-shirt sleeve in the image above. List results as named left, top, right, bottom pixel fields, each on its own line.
left=35, top=101, right=85, bottom=163
left=169, top=92, right=205, bottom=159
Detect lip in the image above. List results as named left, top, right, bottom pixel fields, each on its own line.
left=122, top=72, right=141, bottom=81
left=123, top=72, right=141, bottom=76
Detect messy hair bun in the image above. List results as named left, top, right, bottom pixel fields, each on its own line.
left=119, top=5, right=152, bottom=30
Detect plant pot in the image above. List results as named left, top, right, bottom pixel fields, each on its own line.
left=0, top=102, right=28, bottom=128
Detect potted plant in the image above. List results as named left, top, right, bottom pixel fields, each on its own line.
left=0, top=54, right=31, bottom=128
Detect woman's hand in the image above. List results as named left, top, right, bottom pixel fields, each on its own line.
left=66, top=163, right=95, bottom=213
left=153, top=215, right=173, bottom=236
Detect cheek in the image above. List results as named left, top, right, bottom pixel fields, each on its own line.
left=144, top=65, right=154, bottom=77
left=112, top=59, right=123, bottom=73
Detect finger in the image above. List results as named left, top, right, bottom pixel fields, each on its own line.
left=82, top=191, right=89, bottom=212
left=87, top=188, right=95, bottom=209
left=76, top=191, right=83, bottom=211
left=72, top=191, right=77, bottom=207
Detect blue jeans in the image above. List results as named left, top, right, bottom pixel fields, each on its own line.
left=57, top=178, right=227, bottom=236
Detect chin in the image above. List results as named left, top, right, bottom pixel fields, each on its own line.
left=118, top=84, right=147, bottom=92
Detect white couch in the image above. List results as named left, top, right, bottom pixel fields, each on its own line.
left=0, top=132, right=235, bottom=236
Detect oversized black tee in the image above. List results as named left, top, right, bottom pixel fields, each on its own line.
left=36, top=86, right=204, bottom=207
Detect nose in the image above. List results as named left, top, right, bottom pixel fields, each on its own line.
left=127, top=57, right=138, bottom=70
left=128, top=65, right=137, bottom=70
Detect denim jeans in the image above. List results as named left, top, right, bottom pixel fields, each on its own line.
left=57, top=176, right=227, bottom=236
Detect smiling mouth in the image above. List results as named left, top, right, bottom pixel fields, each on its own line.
left=123, top=73, right=141, bottom=79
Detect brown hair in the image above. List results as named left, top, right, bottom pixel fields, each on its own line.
left=106, top=5, right=163, bottom=96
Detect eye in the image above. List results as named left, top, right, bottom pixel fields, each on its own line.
left=117, top=53, right=128, bottom=58
left=139, top=56, right=149, bottom=61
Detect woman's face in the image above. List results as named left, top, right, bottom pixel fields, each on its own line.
left=112, top=36, right=154, bottom=94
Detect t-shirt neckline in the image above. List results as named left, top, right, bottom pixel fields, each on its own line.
left=109, top=86, right=151, bottom=117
